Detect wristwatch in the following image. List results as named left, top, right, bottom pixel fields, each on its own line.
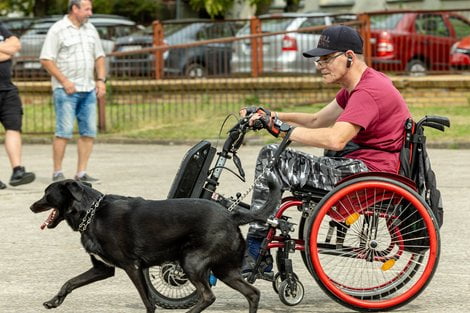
left=96, top=78, right=107, bottom=83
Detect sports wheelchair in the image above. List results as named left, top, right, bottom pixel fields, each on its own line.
left=144, top=114, right=449, bottom=311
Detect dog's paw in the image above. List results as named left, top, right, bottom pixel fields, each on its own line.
left=43, top=296, right=64, bottom=309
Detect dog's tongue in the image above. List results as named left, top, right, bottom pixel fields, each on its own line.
left=40, top=209, right=58, bottom=230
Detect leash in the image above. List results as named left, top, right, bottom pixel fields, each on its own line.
left=78, top=195, right=105, bottom=232
left=227, top=165, right=270, bottom=212
left=226, top=129, right=292, bottom=212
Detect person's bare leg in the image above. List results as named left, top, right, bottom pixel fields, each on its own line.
left=53, top=137, right=68, bottom=173
left=77, top=136, right=94, bottom=174
left=4, top=130, right=22, bottom=168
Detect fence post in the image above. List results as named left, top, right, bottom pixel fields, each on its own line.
left=98, top=96, right=106, bottom=132
left=153, top=20, right=164, bottom=79
left=250, top=16, right=262, bottom=78
left=358, top=13, right=371, bottom=67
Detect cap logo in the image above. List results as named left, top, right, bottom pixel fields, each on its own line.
left=318, top=35, right=330, bottom=49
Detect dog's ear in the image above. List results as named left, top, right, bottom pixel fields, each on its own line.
left=65, top=181, right=84, bottom=201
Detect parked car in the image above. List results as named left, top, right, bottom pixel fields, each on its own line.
left=0, top=17, right=36, bottom=37
left=110, top=19, right=241, bottom=78
left=450, top=35, right=470, bottom=69
left=13, top=14, right=139, bottom=78
left=370, top=11, right=470, bottom=74
left=230, top=13, right=353, bottom=75
left=109, top=23, right=178, bottom=77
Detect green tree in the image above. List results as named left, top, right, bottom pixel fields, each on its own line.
left=1, top=0, right=34, bottom=16
left=2, top=0, right=301, bottom=21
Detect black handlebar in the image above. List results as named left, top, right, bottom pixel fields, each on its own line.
left=222, top=116, right=251, bottom=154
left=417, top=115, right=450, bottom=132
left=217, top=114, right=293, bottom=183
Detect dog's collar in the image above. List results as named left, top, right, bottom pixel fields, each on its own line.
left=78, top=195, right=105, bottom=232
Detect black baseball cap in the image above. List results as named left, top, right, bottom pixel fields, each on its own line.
left=303, top=25, right=363, bottom=58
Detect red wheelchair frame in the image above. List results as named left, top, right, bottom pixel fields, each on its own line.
left=144, top=114, right=449, bottom=311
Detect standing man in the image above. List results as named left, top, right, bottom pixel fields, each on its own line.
left=0, top=22, right=35, bottom=189
left=240, top=25, right=412, bottom=274
left=40, top=0, right=106, bottom=182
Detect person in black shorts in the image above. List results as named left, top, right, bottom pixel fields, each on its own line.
left=0, top=22, right=35, bottom=189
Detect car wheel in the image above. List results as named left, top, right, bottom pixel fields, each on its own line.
left=184, top=63, right=206, bottom=78
left=406, top=59, right=427, bottom=76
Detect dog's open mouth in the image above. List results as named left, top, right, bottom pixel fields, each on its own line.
left=40, top=209, right=58, bottom=230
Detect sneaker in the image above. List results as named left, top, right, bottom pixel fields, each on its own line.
left=241, top=253, right=273, bottom=274
left=241, top=235, right=273, bottom=274
left=52, top=172, right=66, bottom=182
left=0, top=180, right=6, bottom=189
left=74, top=173, right=99, bottom=183
left=9, top=166, right=35, bottom=186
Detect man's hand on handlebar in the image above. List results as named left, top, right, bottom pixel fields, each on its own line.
left=239, top=106, right=293, bottom=137
left=239, top=106, right=271, bottom=118
left=259, top=113, right=293, bottom=137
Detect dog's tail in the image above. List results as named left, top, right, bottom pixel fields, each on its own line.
left=230, top=171, right=282, bottom=226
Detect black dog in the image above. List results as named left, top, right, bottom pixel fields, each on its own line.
left=30, top=174, right=280, bottom=313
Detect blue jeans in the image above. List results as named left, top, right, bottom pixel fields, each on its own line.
left=53, top=88, right=97, bottom=138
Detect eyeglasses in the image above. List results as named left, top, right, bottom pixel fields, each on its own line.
left=313, top=52, right=345, bottom=66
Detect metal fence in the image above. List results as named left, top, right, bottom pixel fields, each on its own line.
left=3, top=9, right=470, bottom=135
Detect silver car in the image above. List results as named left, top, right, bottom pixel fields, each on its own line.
left=13, top=14, right=139, bottom=78
left=231, top=13, right=351, bottom=75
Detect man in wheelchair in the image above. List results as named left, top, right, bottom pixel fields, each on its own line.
left=240, top=25, right=412, bottom=274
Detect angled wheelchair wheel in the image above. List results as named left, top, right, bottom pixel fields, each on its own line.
left=144, top=262, right=199, bottom=309
left=304, top=175, right=440, bottom=312
left=272, top=272, right=299, bottom=294
left=278, top=279, right=305, bottom=306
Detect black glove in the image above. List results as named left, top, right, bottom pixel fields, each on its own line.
left=243, top=106, right=271, bottom=117
left=260, top=114, right=292, bottom=137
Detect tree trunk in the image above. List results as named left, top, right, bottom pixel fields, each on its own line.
left=285, top=0, right=300, bottom=12
left=33, top=0, right=49, bottom=17
left=255, top=0, right=272, bottom=16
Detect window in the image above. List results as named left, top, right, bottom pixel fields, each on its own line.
left=319, top=0, right=354, bottom=6
left=449, top=16, right=470, bottom=39
left=370, top=13, right=404, bottom=30
left=301, top=17, right=328, bottom=28
left=260, top=18, right=296, bottom=33
left=415, top=14, right=449, bottom=37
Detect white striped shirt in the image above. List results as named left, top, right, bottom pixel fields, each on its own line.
left=40, top=15, right=105, bottom=91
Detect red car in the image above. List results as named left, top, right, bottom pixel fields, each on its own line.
left=450, top=35, right=470, bottom=69
left=370, top=11, right=470, bottom=74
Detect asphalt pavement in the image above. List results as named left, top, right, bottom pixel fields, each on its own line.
left=0, top=143, right=468, bottom=313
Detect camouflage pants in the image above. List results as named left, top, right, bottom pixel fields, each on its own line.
left=248, top=144, right=368, bottom=238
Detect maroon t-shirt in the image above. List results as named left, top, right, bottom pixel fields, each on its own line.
left=335, top=68, right=411, bottom=173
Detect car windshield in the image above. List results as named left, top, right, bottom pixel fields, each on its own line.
left=23, top=23, right=53, bottom=36
left=238, top=17, right=296, bottom=35
left=371, top=13, right=404, bottom=29
left=127, top=23, right=187, bottom=38
left=449, top=16, right=470, bottom=39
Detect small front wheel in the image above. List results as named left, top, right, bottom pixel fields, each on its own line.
left=278, top=279, right=304, bottom=306
left=144, top=262, right=199, bottom=309
left=272, top=272, right=299, bottom=294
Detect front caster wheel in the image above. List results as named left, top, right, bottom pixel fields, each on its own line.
left=143, top=263, right=199, bottom=309
left=278, top=279, right=304, bottom=306
left=272, top=272, right=299, bottom=294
